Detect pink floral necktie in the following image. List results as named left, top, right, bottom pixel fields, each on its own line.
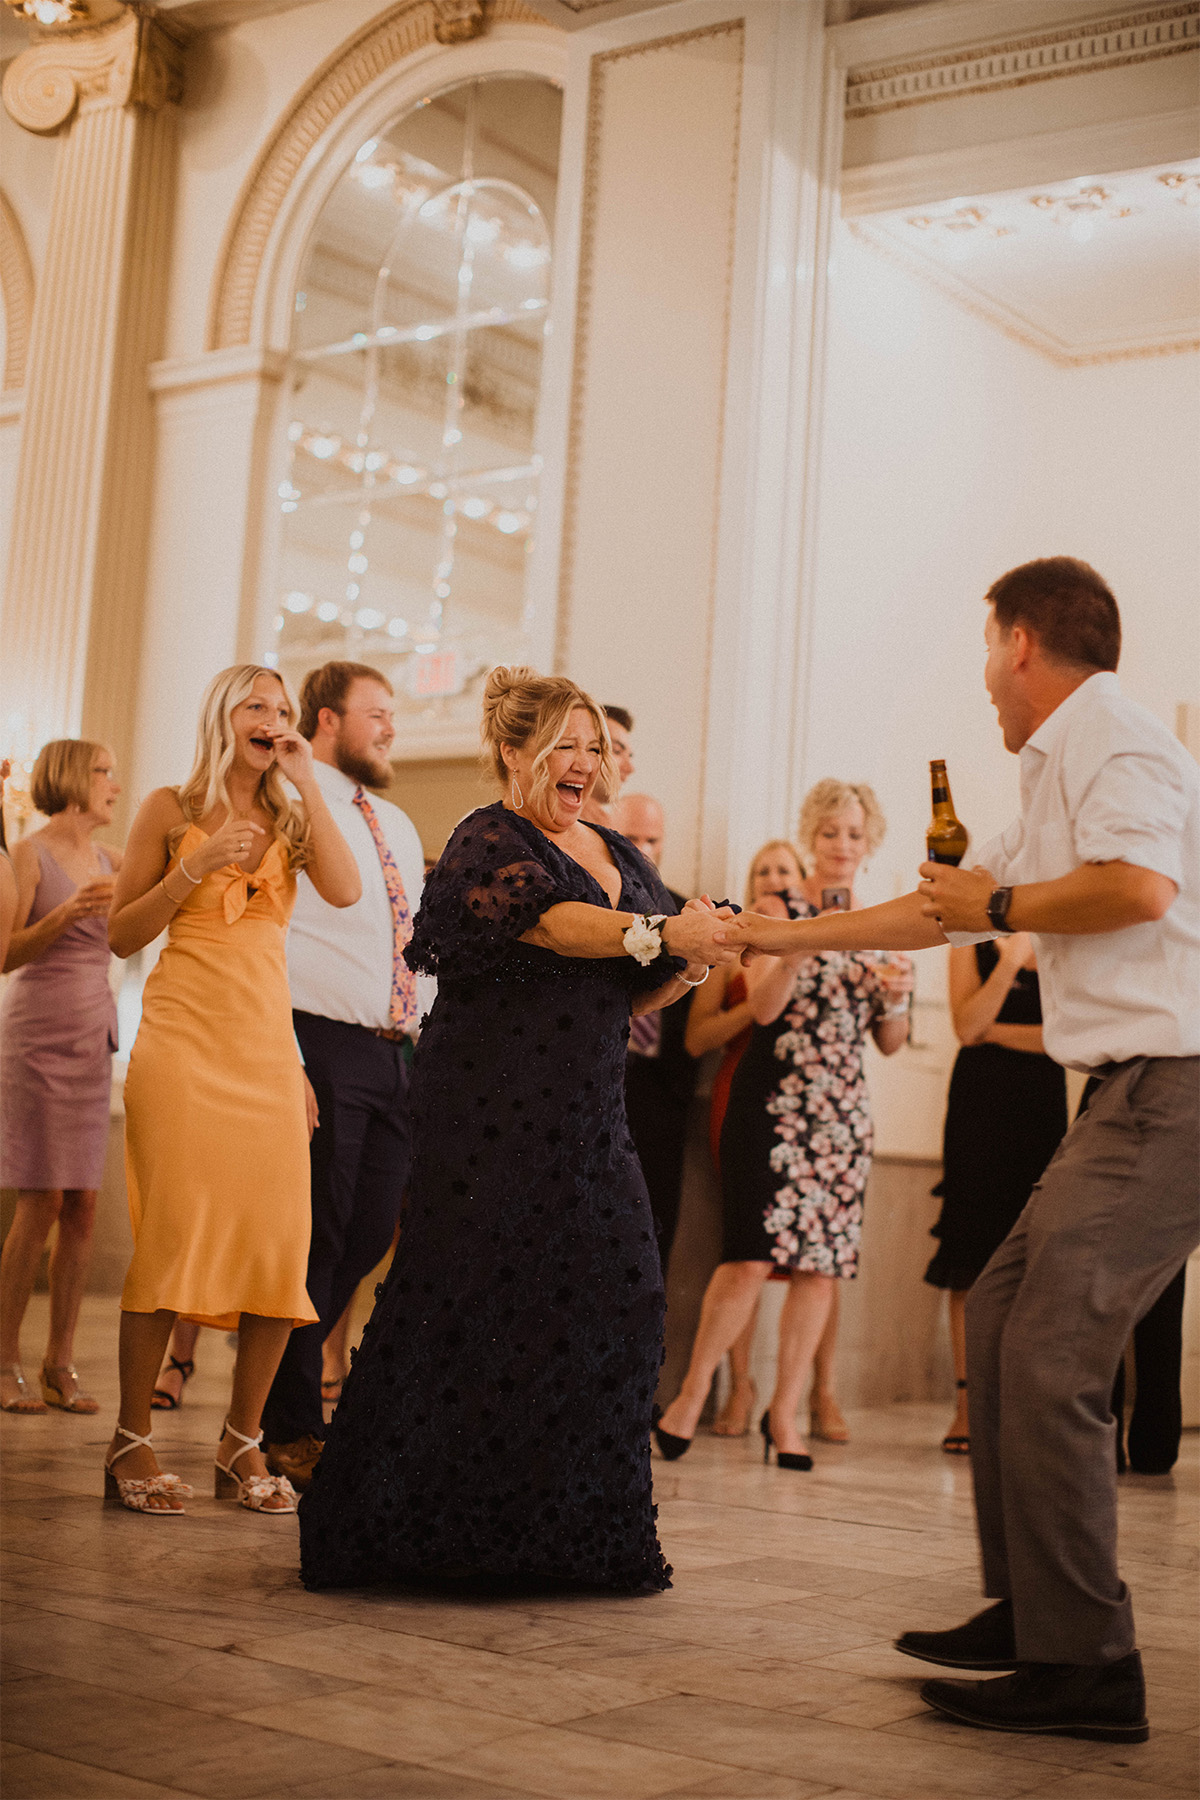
left=352, top=787, right=418, bottom=1032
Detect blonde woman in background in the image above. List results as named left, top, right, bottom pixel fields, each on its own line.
left=103, top=666, right=359, bottom=1514
left=0, top=741, right=121, bottom=1414
left=686, top=837, right=854, bottom=1440
left=656, top=781, right=912, bottom=1468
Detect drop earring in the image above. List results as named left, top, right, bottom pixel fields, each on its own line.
left=511, top=777, right=524, bottom=811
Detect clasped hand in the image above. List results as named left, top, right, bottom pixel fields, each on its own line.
left=666, top=895, right=741, bottom=969
left=916, top=862, right=995, bottom=934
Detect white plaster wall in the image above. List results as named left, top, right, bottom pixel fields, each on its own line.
left=810, top=220, right=1200, bottom=1158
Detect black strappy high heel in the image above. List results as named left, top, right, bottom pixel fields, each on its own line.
left=941, top=1379, right=970, bottom=1455
left=151, top=1357, right=195, bottom=1412
left=652, top=1403, right=692, bottom=1462
left=760, top=1410, right=812, bottom=1471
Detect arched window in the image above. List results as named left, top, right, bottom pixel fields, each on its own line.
left=271, top=75, right=561, bottom=744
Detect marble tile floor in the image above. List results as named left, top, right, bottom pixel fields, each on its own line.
left=2, top=1297, right=1196, bottom=1800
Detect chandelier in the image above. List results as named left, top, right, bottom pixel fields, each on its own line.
left=4, top=0, right=87, bottom=21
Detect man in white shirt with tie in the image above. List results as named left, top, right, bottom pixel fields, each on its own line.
left=263, top=661, right=427, bottom=1491
left=723, top=557, right=1198, bottom=1744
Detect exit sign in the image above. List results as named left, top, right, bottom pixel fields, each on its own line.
left=407, top=649, right=461, bottom=698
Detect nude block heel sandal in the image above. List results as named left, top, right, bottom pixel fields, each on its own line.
left=215, top=1420, right=298, bottom=1513
left=103, top=1426, right=192, bottom=1515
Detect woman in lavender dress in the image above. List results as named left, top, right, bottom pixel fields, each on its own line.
left=0, top=740, right=121, bottom=1414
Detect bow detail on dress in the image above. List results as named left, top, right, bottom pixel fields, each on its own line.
left=218, top=840, right=288, bottom=925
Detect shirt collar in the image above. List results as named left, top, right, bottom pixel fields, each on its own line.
left=310, top=758, right=359, bottom=802
left=1022, top=670, right=1119, bottom=760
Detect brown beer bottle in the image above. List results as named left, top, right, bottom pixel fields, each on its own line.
left=927, top=760, right=969, bottom=866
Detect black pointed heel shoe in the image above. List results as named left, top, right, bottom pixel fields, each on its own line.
left=759, top=1410, right=812, bottom=1471
left=651, top=1403, right=692, bottom=1462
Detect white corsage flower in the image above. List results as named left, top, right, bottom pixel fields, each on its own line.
left=622, top=913, right=667, bottom=966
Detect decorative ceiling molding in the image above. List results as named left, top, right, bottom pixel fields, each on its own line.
left=847, top=215, right=1200, bottom=365
left=841, top=107, right=1200, bottom=215
left=0, top=188, right=34, bottom=393
left=207, top=0, right=548, bottom=351
left=845, top=3, right=1199, bottom=118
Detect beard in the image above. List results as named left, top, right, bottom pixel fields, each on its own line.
left=335, top=741, right=392, bottom=789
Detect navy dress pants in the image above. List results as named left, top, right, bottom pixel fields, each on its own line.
left=262, top=1012, right=411, bottom=1445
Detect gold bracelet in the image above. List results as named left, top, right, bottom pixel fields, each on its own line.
left=158, top=876, right=185, bottom=906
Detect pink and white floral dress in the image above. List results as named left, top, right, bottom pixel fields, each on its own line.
left=717, top=894, right=895, bottom=1278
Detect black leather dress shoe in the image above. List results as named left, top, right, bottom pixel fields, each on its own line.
left=895, top=1599, right=1016, bottom=1670
left=921, top=1652, right=1149, bottom=1743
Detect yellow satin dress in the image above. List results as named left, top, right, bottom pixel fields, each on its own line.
left=121, top=825, right=317, bottom=1330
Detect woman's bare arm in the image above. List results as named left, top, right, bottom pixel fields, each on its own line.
left=744, top=897, right=808, bottom=1026
left=523, top=900, right=734, bottom=969
left=684, top=964, right=754, bottom=1055
left=950, top=936, right=1033, bottom=1046
left=0, top=853, right=17, bottom=970
left=981, top=1022, right=1046, bottom=1053
left=4, top=838, right=114, bottom=971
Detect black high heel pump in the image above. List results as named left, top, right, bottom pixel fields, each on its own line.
left=760, top=1410, right=812, bottom=1471
left=652, top=1403, right=692, bottom=1462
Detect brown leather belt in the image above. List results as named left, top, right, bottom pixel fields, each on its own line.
left=370, top=1026, right=409, bottom=1042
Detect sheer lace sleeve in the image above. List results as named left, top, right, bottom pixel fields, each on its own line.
left=405, top=808, right=570, bottom=979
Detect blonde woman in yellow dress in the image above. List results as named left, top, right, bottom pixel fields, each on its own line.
left=104, top=666, right=360, bottom=1515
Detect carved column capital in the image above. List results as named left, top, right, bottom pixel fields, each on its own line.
left=432, top=0, right=485, bottom=45
left=2, top=4, right=184, bottom=136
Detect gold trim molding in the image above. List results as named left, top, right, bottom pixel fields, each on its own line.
left=845, top=3, right=1199, bottom=118
left=207, top=0, right=547, bottom=351
left=0, top=191, right=34, bottom=393
left=1, top=7, right=184, bottom=136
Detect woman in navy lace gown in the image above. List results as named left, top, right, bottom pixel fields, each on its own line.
left=299, top=669, right=733, bottom=1593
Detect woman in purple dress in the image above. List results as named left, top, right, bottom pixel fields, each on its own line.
left=0, top=740, right=121, bottom=1414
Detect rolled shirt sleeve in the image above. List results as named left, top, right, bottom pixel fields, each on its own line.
left=1072, top=751, right=1187, bottom=887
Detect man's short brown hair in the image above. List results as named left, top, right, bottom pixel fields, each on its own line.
left=603, top=704, right=633, bottom=733
left=297, top=661, right=393, bottom=740
left=986, top=557, right=1120, bottom=673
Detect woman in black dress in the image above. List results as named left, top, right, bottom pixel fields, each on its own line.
left=299, top=669, right=733, bottom=1593
left=925, top=935, right=1067, bottom=1453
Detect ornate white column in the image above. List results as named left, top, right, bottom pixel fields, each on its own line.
left=1, top=4, right=183, bottom=809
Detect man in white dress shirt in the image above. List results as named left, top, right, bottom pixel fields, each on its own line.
left=262, top=661, right=428, bottom=1490
left=723, top=558, right=1198, bottom=1743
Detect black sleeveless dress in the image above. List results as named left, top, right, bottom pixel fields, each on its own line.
left=924, top=941, right=1068, bottom=1291
left=298, top=803, right=679, bottom=1594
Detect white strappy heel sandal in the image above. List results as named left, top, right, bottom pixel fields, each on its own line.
left=215, top=1420, right=297, bottom=1513
left=103, top=1426, right=192, bottom=1515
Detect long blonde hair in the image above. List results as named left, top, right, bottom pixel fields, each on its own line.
left=744, top=838, right=803, bottom=911
left=175, top=665, right=309, bottom=868
left=480, top=666, right=616, bottom=818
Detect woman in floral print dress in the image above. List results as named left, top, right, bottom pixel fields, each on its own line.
left=654, top=782, right=911, bottom=1469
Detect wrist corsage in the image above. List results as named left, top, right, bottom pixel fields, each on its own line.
left=622, top=913, right=667, bottom=965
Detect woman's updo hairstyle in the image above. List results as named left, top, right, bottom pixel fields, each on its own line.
left=481, top=667, right=616, bottom=817
left=796, top=778, right=887, bottom=872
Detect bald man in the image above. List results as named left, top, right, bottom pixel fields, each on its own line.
left=613, top=793, right=698, bottom=1265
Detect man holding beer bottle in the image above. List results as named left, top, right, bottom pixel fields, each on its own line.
left=720, top=556, right=1198, bottom=1745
